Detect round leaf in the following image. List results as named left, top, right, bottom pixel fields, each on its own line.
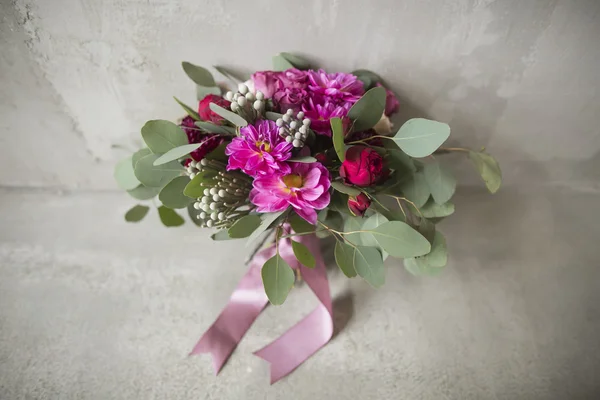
left=141, top=120, right=188, bottom=153
left=289, top=213, right=315, bottom=234
left=115, top=156, right=141, bottom=190
left=371, top=221, right=431, bottom=258
left=158, top=206, right=185, bottom=227
left=159, top=176, right=194, bottom=209
left=183, top=170, right=217, bottom=198
left=291, top=240, right=316, bottom=268
left=423, top=160, right=456, bottom=204
left=124, top=205, right=149, bottom=222
left=360, top=213, right=390, bottom=261
left=132, top=148, right=152, bottom=166
left=334, top=241, right=357, bottom=278
left=352, top=245, right=385, bottom=288
left=392, top=118, right=450, bottom=158
left=261, top=254, right=295, bottom=305
left=468, top=151, right=502, bottom=194
left=347, top=86, right=386, bottom=132
left=421, top=200, right=455, bottom=218
left=228, top=215, right=262, bottom=238
left=181, top=62, right=216, bottom=86
left=127, top=185, right=161, bottom=200
left=400, top=171, right=430, bottom=208
left=403, top=257, right=445, bottom=276
left=211, top=230, right=236, bottom=241
left=134, top=154, right=183, bottom=188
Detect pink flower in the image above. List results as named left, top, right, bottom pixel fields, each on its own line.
left=225, top=120, right=293, bottom=177
left=302, top=98, right=352, bottom=136
left=273, top=87, right=308, bottom=112
left=277, top=68, right=309, bottom=89
left=250, top=162, right=331, bottom=224
left=307, top=69, right=364, bottom=102
left=376, top=83, right=400, bottom=116
left=251, top=71, right=280, bottom=98
left=348, top=193, right=371, bottom=217
left=198, top=94, right=231, bottom=124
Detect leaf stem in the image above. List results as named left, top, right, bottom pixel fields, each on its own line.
left=436, top=147, right=470, bottom=153
left=385, top=194, right=423, bottom=217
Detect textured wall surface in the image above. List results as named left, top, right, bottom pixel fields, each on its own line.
left=1, top=1, right=600, bottom=399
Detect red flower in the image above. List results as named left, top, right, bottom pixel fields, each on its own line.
left=348, top=193, right=371, bottom=217
left=198, top=94, right=231, bottom=124
left=339, top=146, right=388, bottom=187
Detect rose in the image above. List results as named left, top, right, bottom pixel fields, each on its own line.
left=251, top=71, right=281, bottom=98
left=339, top=146, right=388, bottom=187
left=377, top=83, right=400, bottom=116
left=273, top=87, right=308, bottom=112
left=198, top=94, right=232, bottom=124
left=347, top=193, right=371, bottom=217
left=277, top=68, right=308, bottom=89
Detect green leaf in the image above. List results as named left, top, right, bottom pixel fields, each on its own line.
left=182, top=62, right=216, bottom=87
left=413, top=216, right=436, bottom=244
left=288, top=156, right=317, bottom=163
left=262, top=254, right=295, bottom=305
left=279, top=52, right=310, bottom=70
left=291, top=240, right=316, bottom=268
left=421, top=199, right=455, bottom=218
left=404, top=232, right=447, bottom=275
left=329, top=191, right=351, bottom=215
left=196, top=85, right=222, bottom=100
left=343, top=215, right=364, bottom=245
left=158, top=176, right=193, bottom=209
left=353, top=245, right=385, bottom=287
left=385, top=148, right=416, bottom=174
left=331, top=181, right=361, bottom=197
left=347, top=86, right=386, bottom=132
left=134, top=154, right=183, bottom=188
left=211, top=230, right=236, bottom=241
left=125, top=205, right=149, bottom=222
left=127, top=185, right=161, bottom=200
left=265, top=111, right=283, bottom=121
left=153, top=143, right=202, bottom=166
left=289, top=213, right=315, bottom=234
left=183, top=170, right=217, bottom=198
left=115, top=156, right=141, bottom=190
left=352, top=69, right=382, bottom=90
left=246, top=210, right=287, bottom=246
left=360, top=213, right=390, bottom=260
left=403, top=257, right=444, bottom=276
left=370, top=221, right=431, bottom=258
left=423, top=160, right=456, bottom=204
left=272, top=54, right=295, bottom=71
left=195, top=121, right=236, bottom=135
left=214, top=65, right=244, bottom=84
left=209, top=103, right=248, bottom=127
left=173, top=97, right=200, bottom=120
left=204, top=142, right=228, bottom=162
left=392, top=118, right=450, bottom=158
left=400, top=171, right=430, bottom=208
left=141, top=120, right=188, bottom=153
left=157, top=206, right=185, bottom=227
left=187, top=202, right=203, bottom=226
left=331, top=117, right=346, bottom=162
left=132, top=148, right=152, bottom=167
left=228, top=215, right=262, bottom=238
left=468, top=151, right=502, bottom=194
left=334, top=241, right=357, bottom=277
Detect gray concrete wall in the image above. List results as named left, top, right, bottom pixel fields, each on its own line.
left=2, top=0, right=599, bottom=190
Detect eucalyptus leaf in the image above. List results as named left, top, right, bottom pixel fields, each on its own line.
left=261, top=254, right=295, bottom=305
left=421, top=199, right=455, bottom=218
left=424, top=160, right=456, bottom=204
left=141, top=120, right=188, bottom=153
left=469, top=151, right=502, bottom=194
left=331, top=181, right=361, bottom=197
left=371, top=221, right=431, bottom=258
left=265, top=111, right=283, bottom=121
left=159, top=176, right=193, bottom=209
left=211, top=229, right=235, bottom=241
left=196, top=85, right=222, bottom=100
left=132, top=148, right=152, bottom=167
left=291, top=240, right=316, bottom=268
left=288, top=156, right=317, bottom=163
left=360, top=213, right=390, bottom=260
left=289, top=213, right=315, bottom=234
left=127, top=185, right=161, bottom=200
left=331, top=117, right=346, bottom=162
left=173, top=97, right=200, bottom=120
left=404, top=231, right=447, bottom=275
left=329, top=191, right=351, bottom=215
left=279, top=52, right=310, bottom=70
left=352, top=69, right=382, bottom=90
left=246, top=210, right=286, bottom=246
left=347, top=86, right=386, bottom=132
left=157, top=206, right=185, bottom=227
left=343, top=215, right=364, bottom=245
left=188, top=203, right=203, bottom=227
left=352, top=245, right=385, bottom=288
left=183, top=170, right=217, bottom=198
left=403, top=257, right=445, bottom=276
left=228, top=215, right=262, bottom=238
left=413, top=216, right=436, bottom=244
left=272, top=54, right=295, bottom=71
left=385, top=148, right=416, bottom=174
left=392, top=118, right=450, bottom=158
left=115, top=156, right=141, bottom=190
left=153, top=143, right=202, bottom=166
left=204, top=142, right=228, bottom=162
left=400, top=171, right=430, bottom=208
left=134, top=154, right=183, bottom=188
left=195, top=121, right=236, bottom=135
left=182, top=62, right=216, bottom=87
left=214, top=65, right=244, bottom=84
left=209, top=103, right=248, bottom=127
left=124, top=205, right=149, bottom=222
left=334, top=241, right=357, bottom=277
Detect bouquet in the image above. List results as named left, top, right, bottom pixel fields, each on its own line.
left=114, top=52, right=501, bottom=382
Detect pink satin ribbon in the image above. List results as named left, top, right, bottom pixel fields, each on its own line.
left=190, top=233, right=333, bottom=384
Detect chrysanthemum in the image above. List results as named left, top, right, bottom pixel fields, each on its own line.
left=307, top=69, right=364, bottom=102
left=250, top=162, right=331, bottom=224
left=225, top=120, right=293, bottom=177
left=302, top=98, right=352, bottom=136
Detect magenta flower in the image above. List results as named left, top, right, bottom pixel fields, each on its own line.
left=225, top=120, right=293, bottom=177
left=250, top=162, right=331, bottom=224
left=307, top=69, right=364, bottom=102
left=277, top=68, right=309, bottom=89
left=180, top=116, right=225, bottom=162
left=302, top=98, right=352, bottom=136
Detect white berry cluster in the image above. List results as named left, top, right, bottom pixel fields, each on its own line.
left=276, top=109, right=311, bottom=148
left=225, top=83, right=265, bottom=122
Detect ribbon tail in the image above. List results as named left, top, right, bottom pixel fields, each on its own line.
left=254, top=234, right=334, bottom=384
left=190, top=246, right=274, bottom=374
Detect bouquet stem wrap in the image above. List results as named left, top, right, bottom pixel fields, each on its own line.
left=190, top=233, right=333, bottom=384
